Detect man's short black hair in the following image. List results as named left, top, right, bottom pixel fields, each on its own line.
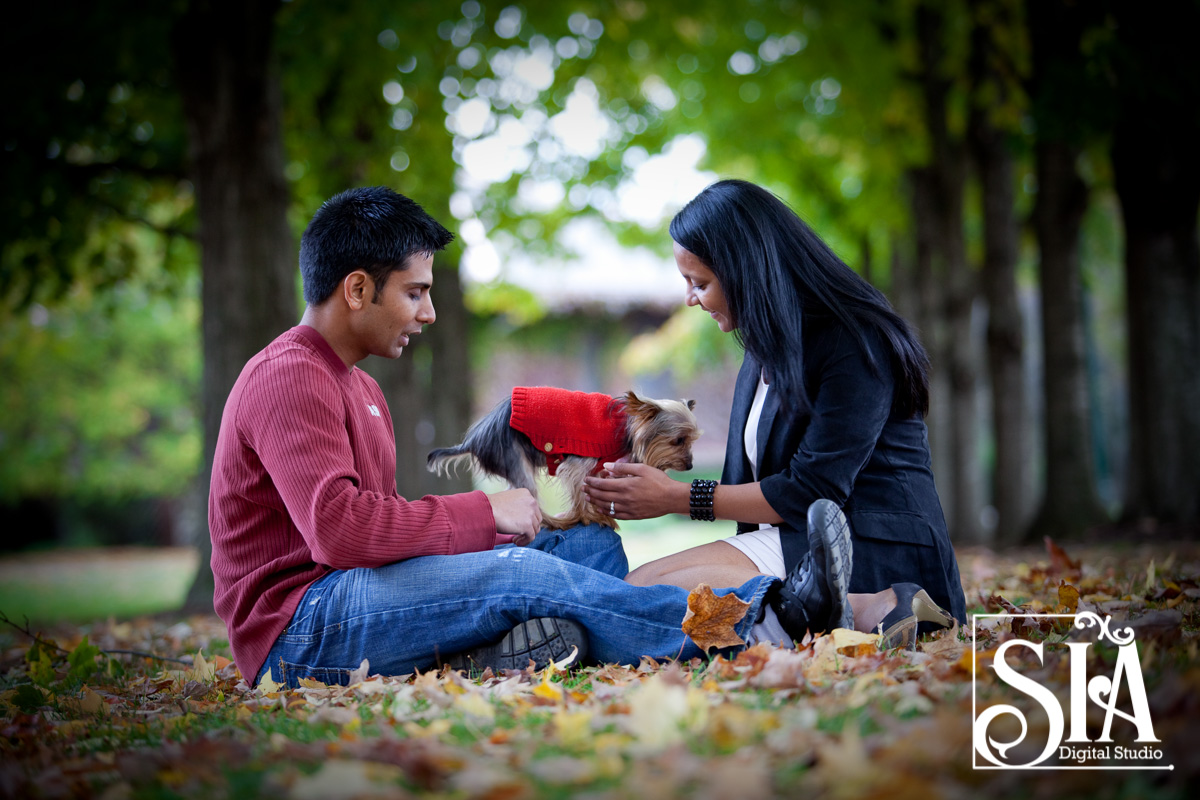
left=299, top=186, right=454, bottom=305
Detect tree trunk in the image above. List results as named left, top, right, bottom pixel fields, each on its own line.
left=1028, top=140, right=1107, bottom=540
left=428, top=262, right=474, bottom=496
left=1110, top=3, right=1200, bottom=530
left=1023, top=0, right=1110, bottom=541
left=174, top=0, right=299, bottom=611
left=909, top=168, right=951, bottom=523
left=914, top=4, right=983, bottom=543
left=968, top=8, right=1033, bottom=544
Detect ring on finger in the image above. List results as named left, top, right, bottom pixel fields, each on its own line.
left=609, top=501, right=615, bottom=515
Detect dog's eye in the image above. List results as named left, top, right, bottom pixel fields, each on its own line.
left=673, top=437, right=685, bottom=446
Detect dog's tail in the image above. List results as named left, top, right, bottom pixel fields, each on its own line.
left=425, top=397, right=540, bottom=493
left=426, top=445, right=475, bottom=478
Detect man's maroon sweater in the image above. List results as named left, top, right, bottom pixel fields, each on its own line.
left=208, top=326, right=499, bottom=681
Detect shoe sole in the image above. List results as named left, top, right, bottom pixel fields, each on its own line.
left=449, top=617, right=588, bottom=673
left=810, top=499, right=854, bottom=631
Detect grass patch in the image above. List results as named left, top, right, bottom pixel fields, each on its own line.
left=0, top=546, right=199, bottom=624
left=620, top=515, right=731, bottom=569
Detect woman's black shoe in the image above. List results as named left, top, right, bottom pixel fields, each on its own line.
left=877, top=583, right=955, bottom=651
left=769, top=499, right=854, bottom=641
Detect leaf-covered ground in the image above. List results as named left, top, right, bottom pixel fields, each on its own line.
left=2, top=538, right=1198, bottom=799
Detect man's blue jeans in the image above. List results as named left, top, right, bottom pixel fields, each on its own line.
left=256, top=524, right=777, bottom=687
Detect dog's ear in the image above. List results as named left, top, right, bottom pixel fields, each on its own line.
left=623, top=390, right=659, bottom=420
left=685, top=399, right=696, bottom=411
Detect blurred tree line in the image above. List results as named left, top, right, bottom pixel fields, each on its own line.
left=2, top=1, right=1197, bottom=605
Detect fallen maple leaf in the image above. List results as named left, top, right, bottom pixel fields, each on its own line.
left=1045, top=536, right=1081, bottom=575
left=681, top=584, right=751, bottom=652
left=919, top=623, right=964, bottom=659
left=257, top=668, right=284, bottom=695
left=532, top=670, right=564, bottom=702
left=1057, top=582, right=1080, bottom=614
left=806, top=629, right=880, bottom=680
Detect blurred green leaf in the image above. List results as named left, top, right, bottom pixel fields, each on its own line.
left=67, top=636, right=101, bottom=683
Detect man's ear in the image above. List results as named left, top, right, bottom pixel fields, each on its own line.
left=342, top=270, right=373, bottom=310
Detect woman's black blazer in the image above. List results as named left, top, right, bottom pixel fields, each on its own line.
left=720, top=317, right=967, bottom=622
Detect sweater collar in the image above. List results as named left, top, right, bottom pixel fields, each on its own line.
left=292, top=325, right=354, bottom=379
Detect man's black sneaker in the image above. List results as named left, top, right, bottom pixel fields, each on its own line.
left=446, top=617, right=588, bottom=673
left=769, top=499, right=854, bottom=641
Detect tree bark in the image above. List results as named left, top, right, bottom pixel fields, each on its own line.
left=968, top=6, right=1034, bottom=544
left=913, top=4, right=983, bottom=543
left=1110, top=3, right=1200, bottom=530
left=1023, top=0, right=1110, bottom=541
left=174, top=0, right=299, bottom=610
left=427, top=262, right=475, bottom=496
left=1028, top=140, right=1107, bottom=540
left=909, top=167, right=951, bottom=524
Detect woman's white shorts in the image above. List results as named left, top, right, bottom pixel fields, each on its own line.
left=722, top=526, right=787, bottom=579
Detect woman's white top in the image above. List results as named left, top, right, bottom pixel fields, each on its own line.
left=722, top=373, right=787, bottom=578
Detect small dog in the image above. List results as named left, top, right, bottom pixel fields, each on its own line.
left=427, top=386, right=699, bottom=530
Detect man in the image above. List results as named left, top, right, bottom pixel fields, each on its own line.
left=209, top=187, right=844, bottom=687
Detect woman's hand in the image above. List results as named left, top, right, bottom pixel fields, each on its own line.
left=583, top=462, right=690, bottom=520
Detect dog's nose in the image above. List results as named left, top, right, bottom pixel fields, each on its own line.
left=685, top=457, right=693, bottom=471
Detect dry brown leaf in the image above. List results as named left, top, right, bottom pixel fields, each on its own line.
left=681, top=584, right=751, bottom=652
left=1045, top=535, right=1081, bottom=576
left=1057, top=581, right=1080, bottom=613
left=806, top=629, right=880, bottom=680
left=1127, top=608, right=1184, bottom=639
left=729, top=641, right=776, bottom=678
left=919, top=623, right=964, bottom=659
left=747, top=648, right=810, bottom=689
left=986, top=594, right=1023, bottom=615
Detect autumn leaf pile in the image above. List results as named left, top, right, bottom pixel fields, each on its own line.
left=2, top=539, right=1199, bottom=799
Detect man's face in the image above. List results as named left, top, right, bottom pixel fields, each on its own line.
left=357, top=253, right=436, bottom=360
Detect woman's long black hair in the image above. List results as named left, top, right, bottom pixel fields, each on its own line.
left=669, top=179, right=930, bottom=418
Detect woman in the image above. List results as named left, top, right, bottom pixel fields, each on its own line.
left=584, top=179, right=966, bottom=646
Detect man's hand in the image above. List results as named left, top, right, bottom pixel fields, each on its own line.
left=488, top=488, right=542, bottom=546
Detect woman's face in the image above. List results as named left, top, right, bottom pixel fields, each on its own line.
left=674, top=242, right=734, bottom=333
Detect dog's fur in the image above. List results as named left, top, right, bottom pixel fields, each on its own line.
left=427, top=391, right=699, bottom=530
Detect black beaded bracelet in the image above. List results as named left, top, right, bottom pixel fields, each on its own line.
left=689, top=479, right=718, bottom=521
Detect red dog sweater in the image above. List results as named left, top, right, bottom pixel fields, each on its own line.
left=509, top=387, right=629, bottom=475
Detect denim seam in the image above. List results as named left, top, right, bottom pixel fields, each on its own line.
left=304, top=597, right=697, bottom=640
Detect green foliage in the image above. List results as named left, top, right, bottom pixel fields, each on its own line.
left=21, top=635, right=104, bottom=690
left=25, top=641, right=56, bottom=687
left=620, top=305, right=740, bottom=379
left=67, top=636, right=102, bottom=683
left=466, top=281, right=548, bottom=326
left=0, top=2, right=190, bottom=309
left=0, top=0, right=1171, bottom=536
left=8, top=684, right=47, bottom=713
left=0, top=272, right=200, bottom=503
left=1, top=4, right=202, bottom=521
left=276, top=0, right=465, bottom=237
